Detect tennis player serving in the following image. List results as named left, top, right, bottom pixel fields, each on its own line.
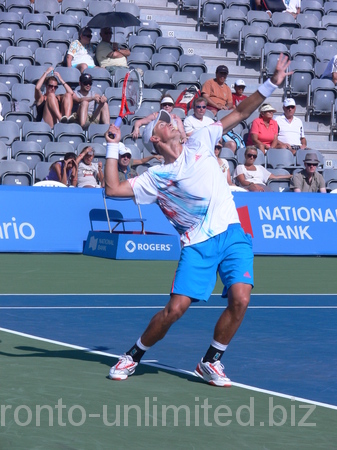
left=104, top=55, right=291, bottom=386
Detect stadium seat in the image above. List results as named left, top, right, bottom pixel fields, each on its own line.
left=179, top=54, right=207, bottom=79
left=171, top=72, right=201, bottom=90
left=267, top=27, right=295, bottom=47
left=22, top=121, right=54, bottom=147
left=317, top=30, right=337, bottom=48
left=267, top=168, right=291, bottom=192
left=128, top=35, right=155, bottom=59
left=115, top=1, right=140, bottom=18
left=61, top=0, right=89, bottom=21
left=1, top=100, right=34, bottom=126
left=265, top=148, right=295, bottom=170
left=285, top=61, right=314, bottom=98
left=226, top=0, right=250, bottom=15
left=290, top=43, right=316, bottom=67
left=11, top=141, right=44, bottom=170
left=0, top=160, right=33, bottom=186
left=238, top=25, right=267, bottom=66
left=87, top=123, right=110, bottom=145
left=301, top=0, right=324, bottom=21
left=44, top=141, right=75, bottom=162
left=14, top=29, right=42, bottom=52
left=272, top=11, right=299, bottom=30
left=306, top=79, right=336, bottom=121
left=261, top=42, right=289, bottom=81
left=34, top=47, right=63, bottom=67
left=218, top=9, right=247, bottom=46
left=23, top=13, right=50, bottom=33
left=5, top=46, right=34, bottom=73
left=42, top=30, right=70, bottom=55
left=151, top=53, right=179, bottom=78
left=143, top=70, right=175, bottom=92
left=142, top=88, right=162, bottom=113
left=53, top=13, right=80, bottom=39
left=155, top=37, right=184, bottom=60
left=34, top=161, right=52, bottom=182
left=292, top=28, right=317, bottom=52
left=0, top=140, right=8, bottom=159
left=247, top=11, right=272, bottom=33
left=0, top=119, right=20, bottom=145
left=127, top=52, right=152, bottom=73
left=197, top=0, right=226, bottom=29
left=34, top=0, right=61, bottom=20
left=5, top=0, right=32, bottom=16
left=0, top=11, right=22, bottom=32
left=137, top=20, right=162, bottom=41
left=84, top=67, right=113, bottom=92
left=53, top=123, right=86, bottom=147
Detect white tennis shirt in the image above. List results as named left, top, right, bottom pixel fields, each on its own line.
left=129, top=123, right=240, bottom=247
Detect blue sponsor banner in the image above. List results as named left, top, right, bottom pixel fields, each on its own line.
left=84, top=231, right=181, bottom=260
left=233, top=192, right=337, bottom=255
left=0, top=186, right=337, bottom=255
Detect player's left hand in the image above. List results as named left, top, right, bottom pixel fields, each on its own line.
left=270, top=54, right=292, bottom=87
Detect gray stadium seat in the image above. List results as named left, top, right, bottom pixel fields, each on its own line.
left=197, top=0, right=226, bottom=29
left=34, top=161, right=52, bottom=182
left=151, top=53, right=179, bottom=78
left=44, top=141, right=75, bottom=162
left=11, top=141, right=44, bottom=169
left=0, top=121, right=20, bottom=145
left=286, top=61, right=314, bottom=97
left=23, top=13, right=50, bottom=33
left=42, top=30, right=70, bottom=55
left=238, top=25, right=267, bottom=66
left=128, top=35, right=155, bottom=59
left=179, top=54, right=207, bottom=79
left=218, top=9, right=247, bottom=46
left=14, top=29, right=42, bottom=52
left=127, top=52, right=152, bottom=73
left=34, top=0, right=61, bottom=20
left=266, top=168, right=291, bottom=192
left=0, top=160, right=32, bottom=186
left=155, top=37, right=184, bottom=60
left=61, top=0, right=89, bottom=21
left=53, top=13, right=80, bottom=39
left=266, top=148, right=295, bottom=170
left=22, top=121, right=54, bottom=147
left=53, top=123, right=86, bottom=147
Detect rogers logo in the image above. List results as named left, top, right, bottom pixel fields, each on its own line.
left=0, top=217, right=35, bottom=240
left=125, top=240, right=136, bottom=253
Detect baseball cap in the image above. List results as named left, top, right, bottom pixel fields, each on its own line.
left=259, top=103, right=276, bottom=113
left=142, top=109, right=171, bottom=154
left=119, top=147, right=132, bottom=157
left=283, top=98, right=296, bottom=107
left=216, top=65, right=229, bottom=74
left=234, top=79, right=246, bottom=87
left=79, top=73, right=93, bottom=84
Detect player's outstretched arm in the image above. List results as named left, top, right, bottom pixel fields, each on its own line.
left=220, top=54, right=291, bottom=134
left=104, top=124, right=135, bottom=198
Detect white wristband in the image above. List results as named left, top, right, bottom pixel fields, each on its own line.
left=258, top=79, right=278, bottom=98
left=106, top=143, right=119, bottom=159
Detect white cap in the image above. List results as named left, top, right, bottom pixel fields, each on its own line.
left=234, top=79, right=246, bottom=87
left=142, top=110, right=171, bottom=154
left=283, top=98, right=296, bottom=107
left=160, top=96, right=174, bottom=105
left=119, top=146, right=132, bottom=157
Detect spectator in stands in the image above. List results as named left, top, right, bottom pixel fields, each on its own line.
left=184, top=97, right=237, bottom=153
left=66, top=27, right=96, bottom=74
left=71, top=73, right=109, bottom=129
left=45, top=152, right=79, bottom=187
left=283, top=0, right=301, bottom=18
left=276, top=98, right=307, bottom=154
left=201, top=65, right=233, bottom=114
left=214, top=141, right=235, bottom=187
left=95, top=28, right=130, bottom=76
left=77, top=146, right=104, bottom=188
left=232, top=79, right=248, bottom=108
left=290, top=153, right=326, bottom=193
left=184, top=97, right=214, bottom=137
left=234, top=146, right=292, bottom=191
left=132, top=94, right=187, bottom=143
left=246, top=103, right=278, bottom=154
left=35, top=67, right=74, bottom=128
left=321, top=55, right=337, bottom=85
left=117, top=145, right=163, bottom=181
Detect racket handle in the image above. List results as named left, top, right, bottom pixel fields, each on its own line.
left=114, top=116, right=123, bottom=128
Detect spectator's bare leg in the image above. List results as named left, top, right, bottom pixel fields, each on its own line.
left=91, top=102, right=110, bottom=125
left=224, top=141, right=237, bottom=154
left=77, top=101, right=89, bottom=127
left=43, top=93, right=62, bottom=127
left=59, top=93, right=73, bottom=118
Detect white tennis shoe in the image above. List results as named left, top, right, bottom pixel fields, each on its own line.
left=109, top=354, right=138, bottom=380
left=195, top=358, right=231, bottom=387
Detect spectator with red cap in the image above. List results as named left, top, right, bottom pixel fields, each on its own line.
left=201, top=65, right=233, bottom=114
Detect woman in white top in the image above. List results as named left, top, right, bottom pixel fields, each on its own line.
left=66, top=27, right=96, bottom=74
left=234, top=146, right=291, bottom=192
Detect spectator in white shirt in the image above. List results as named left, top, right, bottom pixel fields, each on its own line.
left=276, top=98, right=307, bottom=155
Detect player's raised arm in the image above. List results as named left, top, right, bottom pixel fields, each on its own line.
left=220, top=54, right=291, bottom=134
left=104, top=124, right=135, bottom=198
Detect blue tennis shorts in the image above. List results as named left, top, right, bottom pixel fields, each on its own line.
left=171, top=224, right=254, bottom=302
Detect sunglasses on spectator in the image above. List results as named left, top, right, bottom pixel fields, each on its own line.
left=215, top=145, right=222, bottom=150
left=195, top=105, right=206, bottom=109
left=161, top=103, right=173, bottom=107
left=285, top=106, right=295, bottom=109
left=103, top=30, right=112, bottom=34
left=83, top=34, right=92, bottom=38
left=121, top=154, right=131, bottom=158
left=82, top=81, right=92, bottom=86
left=305, top=163, right=318, bottom=167
left=246, top=153, right=257, bottom=159
left=47, top=84, right=57, bottom=89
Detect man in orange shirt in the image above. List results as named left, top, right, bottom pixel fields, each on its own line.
left=201, top=65, right=233, bottom=115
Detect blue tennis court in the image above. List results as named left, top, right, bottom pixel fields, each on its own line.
left=1, top=293, right=336, bottom=408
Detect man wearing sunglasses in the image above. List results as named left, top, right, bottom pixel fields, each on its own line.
left=95, top=27, right=130, bottom=76
left=291, top=153, right=326, bottom=193
left=71, top=73, right=109, bottom=129
left=276, top=98, right=307, bottom=154
left=184, top=96, right=238, bottom=153
left=35, top=66, right=73, bottom=128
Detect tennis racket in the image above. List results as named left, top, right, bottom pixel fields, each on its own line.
left=113, top=69, right=143, bottom=129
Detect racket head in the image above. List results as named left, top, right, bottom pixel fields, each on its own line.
left=121, top=69, right=143, bottom=118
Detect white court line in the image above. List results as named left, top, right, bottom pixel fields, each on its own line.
left=1, top=306, right=337, bottom=310
left=1, top=326, right=336, bottom=411
left=0, top=293, right=336, bottom=296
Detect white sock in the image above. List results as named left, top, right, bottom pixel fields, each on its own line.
left=211, top=339, right=228, bottom=352
left=137, top=337, right=151, bottom=351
